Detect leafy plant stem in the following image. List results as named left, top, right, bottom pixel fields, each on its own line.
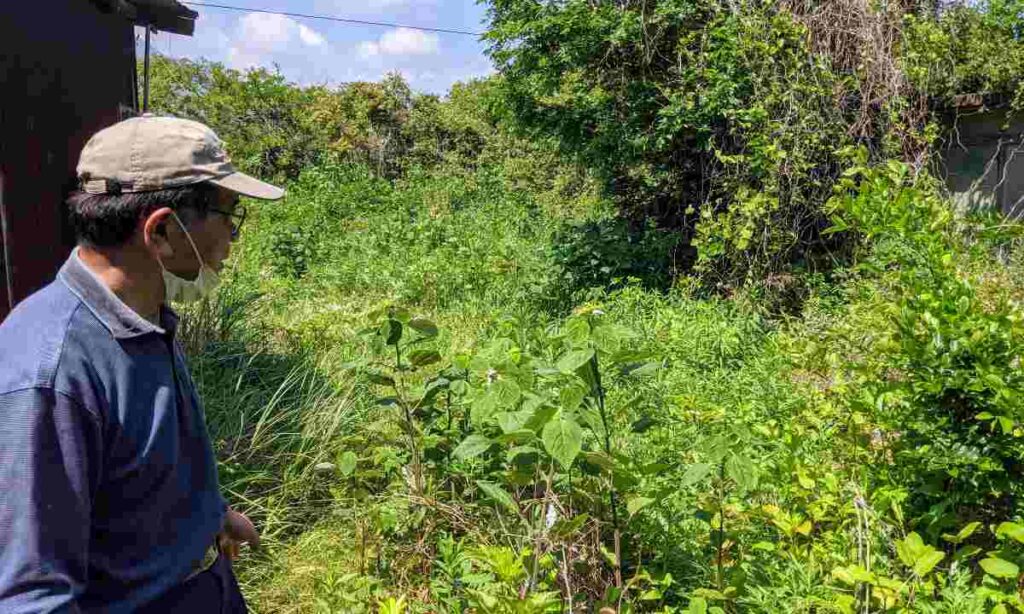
left=590, top=351, right=623, bottom=587
left=717, top=458, right=726, bottom=594
left=393, top=339, right=423, bottom=496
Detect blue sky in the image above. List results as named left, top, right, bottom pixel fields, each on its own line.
left=139, top=1, right=494, bottom=94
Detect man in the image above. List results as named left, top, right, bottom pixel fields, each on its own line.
left=0, top=115, right=284, bottom=612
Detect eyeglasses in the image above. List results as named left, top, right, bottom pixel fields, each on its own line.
left=208, top=204, right=247, bottom=239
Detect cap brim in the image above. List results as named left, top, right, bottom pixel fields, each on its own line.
left=209, top=172, right=285, bottom=200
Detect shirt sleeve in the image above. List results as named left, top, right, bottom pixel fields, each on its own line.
left=0, top=388, right=102, bottom=614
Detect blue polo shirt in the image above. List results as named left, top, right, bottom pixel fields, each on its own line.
left=0, top=250, right=227, bottom=613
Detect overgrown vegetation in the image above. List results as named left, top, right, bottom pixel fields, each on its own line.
left=150, top=0, right=1024, bottom=611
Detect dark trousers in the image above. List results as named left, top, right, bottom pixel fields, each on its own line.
left=139, top=554, right=248, bottom=613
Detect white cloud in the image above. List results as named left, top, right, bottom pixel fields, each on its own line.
left=298, top=24, right=327, bottom=47
left=358, top=27, right=440, bottom=58
left=238, top=13, right=293, bottom=49
left=228, top=13, right=330, bottom=69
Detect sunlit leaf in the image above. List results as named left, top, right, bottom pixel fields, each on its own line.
left=408, top=349, right=442, bottom=367
left=542, top=416, right=583, bottom=468
left=408, top=318, right=438, bottom=337
left=995, top=522, right=1024, bottom=544
left=681, top=463, right=713, bottom=487
left=476, top=480, right=518, bottom=513
left=582, top=450, right=616, bottom=471
left=556, top=349, right=595, bottom=374
left=338, top=451, right=358, bottom=476
left=454, top=434, right=493, bottom=461
left=942, top=521, right=981, bottom=544
left=914, top=550, right=944, bottom=577
left=725, top=453, right=758, bottom=491
left=627, top=496, right=655, bottom=517
left=979, top=557, right=1019, bottom=579
left=367, top=372, right=395, bottom=386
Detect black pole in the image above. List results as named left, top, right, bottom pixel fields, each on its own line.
left=143, top=26, right=151, bottom=113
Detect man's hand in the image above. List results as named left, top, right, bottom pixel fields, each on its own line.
left=218, top=508, right=259, bottom=561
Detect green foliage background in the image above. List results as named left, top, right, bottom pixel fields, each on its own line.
left=144, top=0, right=1024, bottom=611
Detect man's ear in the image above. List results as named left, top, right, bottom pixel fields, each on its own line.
left=142, top=207, right=177, bottom=260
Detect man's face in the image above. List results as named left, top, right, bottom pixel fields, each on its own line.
left=162, top=186, right=241, bottom=279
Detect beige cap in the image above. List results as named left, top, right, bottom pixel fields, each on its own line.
left=76, top=114, right=285, bottom=200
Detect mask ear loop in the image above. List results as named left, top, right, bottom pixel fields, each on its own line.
left=170, top=211, right=210, bottom=274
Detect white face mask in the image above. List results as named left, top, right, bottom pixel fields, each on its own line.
left=158, top=212, right=222, bottom=304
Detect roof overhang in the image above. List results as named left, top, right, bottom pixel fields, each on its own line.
left=90, top=0, right=197, bottom=36
left=950, top=92, right=1009, bottom=114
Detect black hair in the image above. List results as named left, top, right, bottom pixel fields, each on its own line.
left=67, top=182, right=216, bottom=248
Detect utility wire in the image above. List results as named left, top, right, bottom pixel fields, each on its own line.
left=180, top=2, right=484, bottom=37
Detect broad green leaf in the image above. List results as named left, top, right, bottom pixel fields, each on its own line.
left=337, top=451, right=357, bottom=476
left=599, top=543, right=618, bottom=567
left=943, top=521, right=981, bottom=544
left=495, top=429, right=535, bottom=445
left=592, top=324, right=635, bottom=354
left=549, top=513, right=588, bottom=538
left=453, top=434, right=493, bottom=461
left=979, top=557, right=1019, bottom=579
left=367, top=372, right=395, bottom=386
left=388, top=307, right=411, bottom=324
left=685, top=597, right=708, bottom=614
left=558, top=382, right=588, bottom=412
left=582, top=450, right=617, bottom=471
left=506, top=446, right=540, bottom=464
left=995, top=522, right=1024, bottom=544
left=408, top=318, right=438, bottom=338
left=408, top=349, right=442, bottom=367
left=524, top=403, right=559, bottom=431
left=491, top=378, right=522, bottom=410
left=796, top=471, right=815, bottom=490
left=556, top=349, right=595, bottom=374
left=382, top=319, right=402, bottom=345
left=681, top=463, right=713, bottom=487
left=913, top=550, right=944, bottom=577
left=496, top=410, right=532, bottom=434
left=627, top=496, right=655, bottom=517
left=520, top=392, right=545, bottom=413
left=952, top=545, right=982, bottom=562
left=725, top=453, right=758, bottom=491
left=421, top=377, right=449, bottom=404
left=470, top=393, right=497, bottom=425
left=476, top=480, right=518, bottom=513
left=631, top=415, right=656, bottom=433
left=639, top=462, right=670, bottom=475
left=896, top=533, right=926, bottom=568
left=622, top=361, right=661, bottom=377
left=542, top=416, right=583, bottom=468
left=578, top=403, right=605, bottom=436
left=563, top=317, right=590, bottom=347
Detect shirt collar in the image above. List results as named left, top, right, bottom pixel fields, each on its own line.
left=58, top=248, right=179, bottom=340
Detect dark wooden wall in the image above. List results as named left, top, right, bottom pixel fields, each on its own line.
left=942, top=110, right=1024, bottom=219
left=0, top=1, right=136, bottom=319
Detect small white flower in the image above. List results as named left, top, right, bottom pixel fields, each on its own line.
left=486, top=368, right=498, bottom=384
left=545, top=504, right=558, bottom=529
